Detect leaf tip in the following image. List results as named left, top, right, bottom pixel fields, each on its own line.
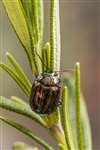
left=64, top=86, right=67, bottom=90
left=75, top=62, right=80, bottom=69
left=6, top=51, right=12, bottom=59
left=6, top=52, right=9, bottom=56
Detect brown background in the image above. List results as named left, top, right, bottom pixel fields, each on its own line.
left=0, top=0, right=100, bottom=149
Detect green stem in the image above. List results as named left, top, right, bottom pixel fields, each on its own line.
left=50, top=124, right=67, bottom=150
left=75, top=62, right=84, bottom=150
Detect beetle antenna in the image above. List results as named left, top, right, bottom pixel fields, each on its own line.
left=56, top=69, right=73, bottom=73
left=35, top=50, right=49, bottom=71
left=35, top=50, right=73, bottom=75
left=55, top=69, right=74, bottom=76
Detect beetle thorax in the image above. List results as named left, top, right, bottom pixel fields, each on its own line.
left=36, top=72, right=60, bottom=86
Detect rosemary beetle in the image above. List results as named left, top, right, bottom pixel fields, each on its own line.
left=29, top=72, right=61, bottom=115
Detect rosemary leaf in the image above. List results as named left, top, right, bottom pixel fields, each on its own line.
left=12, top=142, right=35, bottom=150
left=6, top=52, right=32, bottom=90
left=42, top=42, right=50, bottom=72
left=11, top=96, right=28, bottom=106
left=0, top=63, right=30, bottom=96
left=2, top=0, right=34, bottom=70
left=50, top=0, right=61, bottom=72
left=62, top=74, right=92, bottom=150
left=61, top=86, right=76, bottom=150
left=0, top=115, right=54, bottom=150
left=75, top=62, right=84, bottom=150
left=0, top=96, right=46, bottom=127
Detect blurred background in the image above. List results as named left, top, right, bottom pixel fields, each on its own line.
left=0, top=0, right=100, bottom=149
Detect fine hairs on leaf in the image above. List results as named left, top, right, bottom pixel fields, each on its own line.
left=0, top=0, right=92, bottom=149
left=53, top=0, right=61, bottom=71
left=50, top=0, right=61, bottom=72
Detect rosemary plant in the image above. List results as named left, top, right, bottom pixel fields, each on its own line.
left=0, top=0, right=92, bottom=150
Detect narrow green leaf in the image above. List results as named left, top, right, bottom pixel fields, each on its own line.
left=75, top=62, right=84, bottom=150
left=13, top=142, right=36, bottom=150
left=0, top=63, right=30, bottom=96
left=42, top=45, right=46, bottom=72
left=11, top=96, right=28, bottom=106
left=62, top=74, right=92, bottom=150
left=0, top=115, right=54, bottom=150
left=50, top=0, right=54, bottom=71
left=2, top=0, right=30, bottom=49
left=45, top=43, right=50, bottom=71
left=20, top=0, right=42, bottom=43
left=19, top=0, right=43, bottom=73
left=31, top=0, right=43, bottom=73
left=31, top=0, right=43, bottom=44
left=18, top=0, right=39, bottom=73
left=0, top=96, right=47, bottom=127
left=80, top=96, right=92, bottom=150
left=2, top=0, right=34, bottom=70
left=42, top=42, right=50, bottom=72
left=20, top=0, right=35, bottom=39
left=50, top=0, right=61, bottom=71
left=37, top=0, right=44, bottom=44
left=61, top=86, right=76, bottom=150
left=6, top=52, right=32, bottom=90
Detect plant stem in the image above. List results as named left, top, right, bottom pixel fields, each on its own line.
left=49, top=123, right=67, bottom=150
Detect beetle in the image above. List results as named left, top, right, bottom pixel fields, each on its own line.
left=29, top=72, right=61, bottom=115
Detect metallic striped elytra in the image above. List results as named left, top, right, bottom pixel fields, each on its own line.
left=29, top=72, right=61, bottom=115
